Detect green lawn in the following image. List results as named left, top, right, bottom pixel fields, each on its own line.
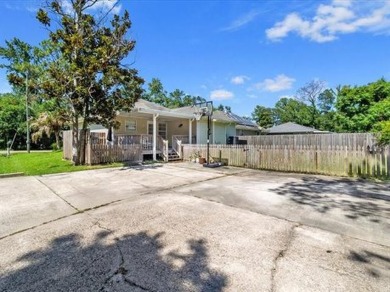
left=0, top=151, right=124, bottom=176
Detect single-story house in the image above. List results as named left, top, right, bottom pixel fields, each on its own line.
left=264, top=122, right=327, bottom=135
left=89, top=99, right=260, bottom=161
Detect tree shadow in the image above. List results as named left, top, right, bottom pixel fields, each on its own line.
left=119, top=163, right=164, bottom=171
left=270, top=177, right=390, bottom=222
left=0, top=230, right=227, bottom=291
left=347, top=249, right=390, bottom=279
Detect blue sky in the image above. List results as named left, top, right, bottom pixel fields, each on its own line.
left=1, top=0, right=390, bottom=117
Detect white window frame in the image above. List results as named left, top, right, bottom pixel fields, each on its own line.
left=125, top=120, right=137, bottom=132
left=147, top=121, right=167, bottom=139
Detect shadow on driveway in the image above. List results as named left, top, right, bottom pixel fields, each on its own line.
left=0, top=230, right=227, bottom=291
left=270, top=177, right=390, bottom=222
left=348, top=249, right=390, bottom=279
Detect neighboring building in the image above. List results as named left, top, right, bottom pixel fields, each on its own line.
left=264, top=122, right=326, bottom=135
left=88, top=99, right=259, bottom=160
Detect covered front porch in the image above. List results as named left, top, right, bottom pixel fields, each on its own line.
left=113, top=104, right=197, bottom=161
left=112, top=134, right=196, bottom=161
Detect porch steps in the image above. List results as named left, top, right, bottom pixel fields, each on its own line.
left=167, top=153, right=182, bottom=161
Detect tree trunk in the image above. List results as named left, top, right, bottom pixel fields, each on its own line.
left=55, top=131, right=60, bottom=150
left=78, top=128, right=87, bottom=165
left=72, top=115, right=79, bottom=165
left=75, top=115, right=89, bottom=165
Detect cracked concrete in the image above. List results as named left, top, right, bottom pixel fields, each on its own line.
left=1, top=163, right=389, bottom=291
left=35, top=177, right=80, bottom=212
left=270, top=223, right=300, bottom=292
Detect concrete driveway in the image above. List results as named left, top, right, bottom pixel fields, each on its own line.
left=0, top=163, right=389, bottom=291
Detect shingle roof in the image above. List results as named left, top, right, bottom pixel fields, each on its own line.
left=129, top=99, right=259, bottom=129
left=265, top=122, right=320, bottom=134
left=133, top=99, right=170, bottom=111
left=172, top=106, right=259, bottom=128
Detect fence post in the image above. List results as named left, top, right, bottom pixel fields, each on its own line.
left=178, top=140, right=182, bottom=158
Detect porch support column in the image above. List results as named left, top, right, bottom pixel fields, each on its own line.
left=153, top=114, right=159, bottom=161
left=189, top=119, right=193, bottom=145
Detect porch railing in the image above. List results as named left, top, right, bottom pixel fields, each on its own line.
left=172, top=135, right=196, bottom=158
left=158, top=136, right=169, bottom=161
left=116, top=134, right=159, bottom=151
left=109, top=134, right=170, bottom=161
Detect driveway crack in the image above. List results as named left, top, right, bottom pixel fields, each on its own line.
left=270, top=223, right=300, bottom=292
left=92, top=220, right=153, bottom=292
left=100, top=237, right=153, bottom=292
left=35, top=177, right=80, bottom=212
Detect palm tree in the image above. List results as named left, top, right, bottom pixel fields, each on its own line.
left=31, top=110, right=69, bottom=149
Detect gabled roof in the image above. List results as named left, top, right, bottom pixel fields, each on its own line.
left=121, top=99, right=260, bottom=129
left=265, top=122, right=322, bottom=134
left=172, top=106, right=259, bottom=129
left=134, top=99, right=170, bottom=111
left=126, top=99, right=193, bottom=119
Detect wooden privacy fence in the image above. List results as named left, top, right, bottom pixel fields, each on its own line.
left=62, top=130, right=73, bottom=160
left=238, top=133, right=376, bottom=149
left=183, top=143, right=390, bottom=178
left=86, top=143, right=142, bottom=165
left=62, top=130, right=142, bottom=165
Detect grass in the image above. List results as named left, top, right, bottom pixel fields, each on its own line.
left=0, top=151, right=124, bottom=176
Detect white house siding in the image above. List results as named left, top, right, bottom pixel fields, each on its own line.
left=213, top=122, right=227, bottom=144
left=115, top=116, right=149, bottom=135
left=226, top=124, right=236, bottom=139
left=196, top=119, right=236, bottom=144
left=237, top=129, right=259, bottom=136
left=166, top=119, right=196, bottom=145
left=196, top=119, right=208, bottom=144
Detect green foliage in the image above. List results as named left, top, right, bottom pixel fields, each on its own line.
left=274, top=97, right=312, bottom=126
left=0, top=38, right=44, bottom=98
left=35, top=0, right=144, bottom=164
left=216, top=104, right=231, bottom=113
left=30, top=107, right=69, bottom=150
left=51, top=142, right=60, bottom=151
left=142, top=78, right=206, bottom=108
left=0, top=93, right=26, bottom=148
left=318, top=89, right=336, bottom=113
left=336, top=78, right=390, bottom=132
left=374, top=121, right=390, bottom=145
left=251, top=105, right=274, bottom=128
left=252, top=78, right=389, bottom=138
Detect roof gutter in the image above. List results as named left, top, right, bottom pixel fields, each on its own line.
left=135, top=107, right=194, bottom=119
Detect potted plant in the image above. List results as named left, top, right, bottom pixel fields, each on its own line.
left=198, top=156, right=206, bottom=164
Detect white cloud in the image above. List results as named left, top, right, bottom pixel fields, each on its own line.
left=61, top=0, right=121, bottom=15
left=3, top=1, right=30, bottom=10
left=252, top=74, right=295, bottom=92
left=266, top=0, right=390, bottom=43
left=231, top=75, right=250, bottom=85
left=92, top=0, right=122, bottom=14
left=222, top=10, right=259, bottom=31
left=210, top=89, right=234, bottom=101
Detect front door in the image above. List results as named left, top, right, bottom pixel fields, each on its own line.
left=147, top=122, right=167, bottom=140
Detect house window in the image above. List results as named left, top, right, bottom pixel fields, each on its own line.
left=125, top=120, right=137, bottom=132
left=148, top=122, right=167, bottom=139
